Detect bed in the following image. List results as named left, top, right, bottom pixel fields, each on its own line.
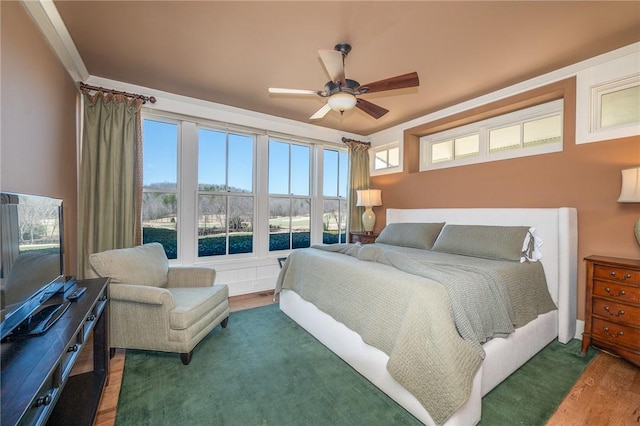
left=276, top=208, right=578, bottom=425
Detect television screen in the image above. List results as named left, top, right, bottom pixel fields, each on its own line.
left=0, top=192, right=65, bottom=340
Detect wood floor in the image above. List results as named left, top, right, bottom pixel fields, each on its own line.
left=91, top=291, right=639, bottom=426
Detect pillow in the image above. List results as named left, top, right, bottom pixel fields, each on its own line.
left=522, top=227, right=543, bottom=262
left=375, top=222, right=445, bottom=250
left=89, top=243, right=169, bottom=286
left=432, top=224, right=532, bottom=262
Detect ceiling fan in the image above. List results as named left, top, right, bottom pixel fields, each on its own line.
left=268, top=43, right=419, bottom=120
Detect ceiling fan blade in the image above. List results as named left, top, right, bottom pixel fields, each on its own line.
left=310, top=103, right=332, bottom=120
left=358, top=72, right=419, bottom=94
left=318, top=49, right=346, bottom=85
left=268, top=87, right=318, bottom=95
left=356, top=98, right=389, bottom=119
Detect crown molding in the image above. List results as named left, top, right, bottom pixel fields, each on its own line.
left=21, top=0, right=89, bottom=82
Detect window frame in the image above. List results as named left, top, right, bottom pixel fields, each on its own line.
left=420, top=99, right=564, bottom=171
left=196, top=125, right=257, bottom=259
left=371, top=142, right=402, bottom=176
left=141, top=112, right=348, bottom=265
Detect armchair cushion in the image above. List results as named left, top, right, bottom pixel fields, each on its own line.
left=89, top=243, right=169, bottom=287
left=169, top=285, right=229, bottom=330
left=168, top=267, right=216, bottom=288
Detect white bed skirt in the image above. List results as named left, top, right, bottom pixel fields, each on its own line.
left=280, top=289, right=558, bottom=425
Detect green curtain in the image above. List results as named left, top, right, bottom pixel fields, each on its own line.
left=78, top=91, right=143, bottom=279
left=346, top=141, right=370, bottom=234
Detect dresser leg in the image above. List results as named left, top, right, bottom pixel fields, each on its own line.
left=580, top=336, right=591, bottom=355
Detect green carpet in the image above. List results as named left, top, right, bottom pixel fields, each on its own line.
left=116, top=304, right=596, bottom=426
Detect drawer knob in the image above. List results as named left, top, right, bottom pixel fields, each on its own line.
left=604, top=287, right=626, bottom=297
left=67, top=344, right=79, bottom=353
left=610, top=271, right=633, bottom=281
left=603, top=326, right=624, bottom=338
left=603, top=306, right=625, bottom=317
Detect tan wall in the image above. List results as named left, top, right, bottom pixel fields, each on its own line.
left=372, top=133, right=640, bottom=322
left=1, top=2, right=78, bottom=275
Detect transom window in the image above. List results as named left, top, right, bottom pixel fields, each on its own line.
left=420, top=100, right=563, bottom=171
left=372, top=143, right=401, bottom=175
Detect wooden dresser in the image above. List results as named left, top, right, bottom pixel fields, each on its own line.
left=581, top=255, right=640, bottom=367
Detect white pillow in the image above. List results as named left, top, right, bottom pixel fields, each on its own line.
left=521, top=227, right=543, bottom=263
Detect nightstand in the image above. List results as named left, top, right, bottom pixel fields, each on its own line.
left=581, top=255, right=640, bottom=367
left=349, top=232, right=379, bottom=244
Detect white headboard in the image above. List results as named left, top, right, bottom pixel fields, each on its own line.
left=386, top=208, right=578, bottom=343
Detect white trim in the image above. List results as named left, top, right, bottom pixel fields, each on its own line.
left=87, top=76, right=365, bottom=145
left=419, top=100, right=563, bottom=171
left=576, top=51, right=640, bottom=144
left=370, top=42, right=640, bottom=155
left=370, top=142, right=402, bottom=176
left=21, top=0, right=89, bottom=82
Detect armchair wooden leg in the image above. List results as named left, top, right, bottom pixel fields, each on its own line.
left=180, top=351, right=193, bottom=365
left=221, top=316, right=229, bottom=328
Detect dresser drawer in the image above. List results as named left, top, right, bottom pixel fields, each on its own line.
left=592, top=317, right=640, bottom=349
left=594, top=264, right=640, bottom=285
left=592, top=297, right=640, bottom=325
left=593, top=280, right=640, bottom=304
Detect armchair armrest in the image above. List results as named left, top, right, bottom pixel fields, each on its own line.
left=109, top=283, right=174, bottom=307
left=167, top=267, right=216, bottom=288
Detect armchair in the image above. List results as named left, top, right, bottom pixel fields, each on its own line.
left=89, top=243, right=229, bottom=365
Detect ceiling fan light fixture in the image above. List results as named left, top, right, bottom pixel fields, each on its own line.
left=327, top=92, right=357, bottom=114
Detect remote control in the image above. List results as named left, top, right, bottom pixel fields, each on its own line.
left=67, top=287, right=86, bottom=301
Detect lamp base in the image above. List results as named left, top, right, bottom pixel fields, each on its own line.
left=362, top=207, right=376, bottom=233
left=635, top=217, right=640, bottom=246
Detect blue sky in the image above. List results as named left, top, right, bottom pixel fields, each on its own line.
left=143, top=119, right=346, bottom=196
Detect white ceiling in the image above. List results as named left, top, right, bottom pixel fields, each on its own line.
left=52, top=1, right=640, bottom=136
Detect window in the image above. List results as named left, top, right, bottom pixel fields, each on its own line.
left=594, top=75, right=640, bottom=131
left=197, top=128, right=254, bottom=257
left=142, top=115, right=347, bottom=263
left=268, top=140, right=311, bottom=252
left=420, top=100, right=563, bottom=170
left=322, top=148, right=348, bottom=244
left=142, top=119, right=179, bottom=259
left=372, top=144, right=400, bottom=174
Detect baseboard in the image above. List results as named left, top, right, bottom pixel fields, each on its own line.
left=574, top=320, right=585, bottom=340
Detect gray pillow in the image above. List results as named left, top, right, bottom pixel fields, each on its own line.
left=431, top=224, right=531, bottom=261
left=375, top=222, right=445, bottom=250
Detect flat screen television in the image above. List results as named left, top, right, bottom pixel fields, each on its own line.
left=0, top=192, right=66, bottom=340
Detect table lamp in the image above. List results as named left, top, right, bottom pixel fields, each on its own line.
left=617, top=166, right=640, bottom=245
left=356, top=189, right=382, bottom=233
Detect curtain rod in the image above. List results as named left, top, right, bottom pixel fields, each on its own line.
left=341, top=137, right=371, bottom=146
left=79, top=82, right=156, bottom=104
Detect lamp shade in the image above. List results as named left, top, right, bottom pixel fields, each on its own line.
left=327, top=93, right=357, bottom=112
left=617, top=167, right=640, bottom=203
left=356, top=189, right=382, bottom=207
